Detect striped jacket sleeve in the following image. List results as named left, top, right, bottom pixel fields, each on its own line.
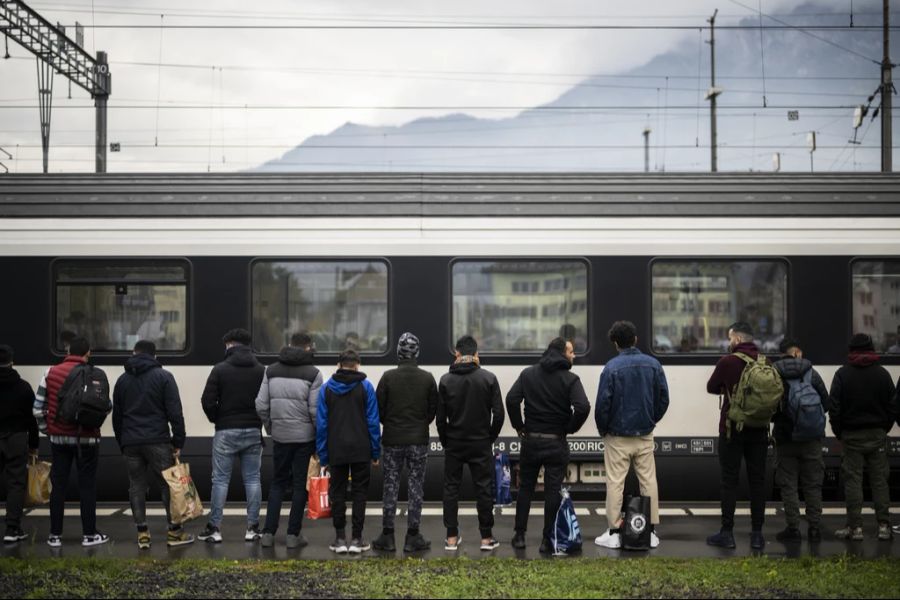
left=33, top=368, right=50, bottom=435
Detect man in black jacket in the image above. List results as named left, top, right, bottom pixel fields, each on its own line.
left=829, top=333, right=898, bottom=541
left=199, top=328, right=266, bottom=544
left=0, top=345, right=39, bottom=543
left=373, top=332, right=438, bottom=553
left=772, top=338, right=829, bottom=543
left=507, top=337, right=589, bottom=553
left=112, top=340, right=192, bottom=548
left=437, top=335, right=504, bottom=552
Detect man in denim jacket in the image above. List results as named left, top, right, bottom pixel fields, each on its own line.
left=594, top=321, right=670, bottom=549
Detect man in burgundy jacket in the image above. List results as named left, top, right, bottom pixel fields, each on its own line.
left=705, top=322, right=769, bottom=551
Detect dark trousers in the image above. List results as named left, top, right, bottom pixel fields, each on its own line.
left=442, top=440, right=494, bottom=539
left=841, top=428, right=891, bottom=527
left=514, top=436, right=569, bottom=541
left=123, top=443, right=176, bottom=529
left=0, top=432, right=29, bottom=530
left=719, top=428, right=768, bottom=531
left=329, top=461, right=370, bottom=538
left=775, top=439, right=824, bottom=528
left=381, top=444, right=428, bottom=531
left=264, top=440, right=315, bottom=536
left=49, top=443, right=99, bottom=536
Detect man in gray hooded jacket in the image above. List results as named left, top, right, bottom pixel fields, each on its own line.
left=256, top=333, right=323, bottom=548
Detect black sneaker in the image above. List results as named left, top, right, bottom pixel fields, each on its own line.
left=706, top=530, right=736, bottom=549
left=511, top=532, right=526, bottom=549
left=348, top=538, right=371, bottom=553
left=3, top=528, right=28, bottom=543
left=538, top=538, right=553, bottom=554
left=807, top=526, right=822, bottom=543
left=750, top=531, right=766, bottom=550
left=198, top=524, right=222, bottom=543
left=403, top=533, right=431, bottom=553
left=775, top=527, right=801, bottom=542
left=373, top=532, right=396, bottom=552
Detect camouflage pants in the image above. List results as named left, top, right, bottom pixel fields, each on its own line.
left=381, top=444, right=428, bottom=531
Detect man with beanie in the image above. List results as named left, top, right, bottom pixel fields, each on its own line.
left=705, top=322, right=770, bottom=551
left=594, top=322, right=668, bottom=550
left=772, top=338, right=829, bottom=543
left=0, top=345, right=39, bottom=543
left=199, top=328, right=266, bottom=544
left=507, top=337, right=590, bottom=553
left=829, top=333, right=898, bottom=541
left=255, top=333, right=322, bottom=549
left=373, top=332, right=438, bottom=553
left=34, top=336, right=111, bottom=548
left=316, top=350, right=381, bottom=554
left=112, top=340, right=193, bottom=549
left=437, top=335, right=504, bottom=552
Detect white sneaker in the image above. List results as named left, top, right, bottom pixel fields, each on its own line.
left=650, top=531, right=660, bottom=548
left=82, top=532, right=110, bottom=547
left=47, top=534, right=62, bottom=548
left=594, top=529, right=621, bottom=549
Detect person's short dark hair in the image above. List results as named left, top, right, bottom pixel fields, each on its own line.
left=0, top=344, right=13, bottom=366
left=68, top=336, right=91, bottom=357
left=222, top=328, right=252, bottom=346
left=60, top=330, right=77, bottom=348
left=728, top=322, right=753, bottom=337
left=547, top=336, right=568, bottom=354
left=455, top=335, right=478, bottom=356
left=133, top=340, right=157, bottom=356
left=779, top=338, right=802, bottom=354
left=339, top=349, right=360, bottom=368
left=290, top=332, right=313, bottom=348
left=608, top=321, right=637, bottom=348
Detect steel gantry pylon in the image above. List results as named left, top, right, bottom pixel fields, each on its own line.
left=1, top=0, right=111, bottom=172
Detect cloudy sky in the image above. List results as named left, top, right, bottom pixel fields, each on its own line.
left=0, top=0, right=888, bottom=172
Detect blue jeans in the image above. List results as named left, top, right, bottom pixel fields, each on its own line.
left=209, top=428, right=263, bottom=528
left=263, top=440, right=315, bottom=536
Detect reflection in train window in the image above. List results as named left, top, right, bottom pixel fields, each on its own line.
left=651, top=260, right=788, bottom=354
left=54, top=261, right=189, bottom=352
left=452, top=260, right=588, bottom=353
left=851, top=260, right=900, bottom=353
left=252, top=261, right=389, bottom=354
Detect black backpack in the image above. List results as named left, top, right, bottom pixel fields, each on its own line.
left=56, top=364, right=110, bottom=429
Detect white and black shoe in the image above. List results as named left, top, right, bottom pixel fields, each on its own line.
left=198, top=524, right=222, bottom=543
left=47, top=534, right=62, bottom=548
left=329, top=537, right=348, bottom=554
left=3, top=528, right=28, bottom=543
left=244, top=523, right=261, bottom=542
left=348, top=538, right=371, bottom=553
left=82, top=532, right=110, bottom=547
left=480, top=538, right=500, bottom=551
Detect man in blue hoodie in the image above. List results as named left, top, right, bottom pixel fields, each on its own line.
left=316, top=350, right=380, bottom=554
left=112, top=340, right=193, bottom=549
left=593, top=321, right=669, bottom=549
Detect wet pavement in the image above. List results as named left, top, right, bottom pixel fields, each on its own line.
left=3, top=502, right=898, bottom=560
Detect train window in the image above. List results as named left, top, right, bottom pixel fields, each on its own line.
left=54, top=260, right=189, bottom=353
left=251, top=260, right=389, bottom=354
left=651, top=260, right=788, bottom=354
left=851, top=260, right=900, bottom=353
left=451, top=260, right=588, bottom=353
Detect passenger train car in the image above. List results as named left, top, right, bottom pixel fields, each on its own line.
left=1, top=173, right=899, bottom=502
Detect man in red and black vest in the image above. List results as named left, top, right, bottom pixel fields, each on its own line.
left=34, top=336, right=111, bottom=548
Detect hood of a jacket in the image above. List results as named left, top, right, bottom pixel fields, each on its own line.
left=225, top=344, right=258, bottom=367
left=124, top=352, right=161, bottom=376
left=848, top=351, right=880, bottom=367
left=326, top=369, right=367, bottom=395
left=775, top=356, right=812, bottom=380
left=539, top=349, right=572, bottom=372
left=278, top=346, right=314, bottom=366
left=449, top=360, right=479, bottom=376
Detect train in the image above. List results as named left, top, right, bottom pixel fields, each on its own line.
left=1, top=172, right=899, bottom=503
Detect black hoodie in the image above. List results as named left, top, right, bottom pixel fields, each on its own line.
left=829, top=355, right=898, bottom=438
left=0, top=367, right=38, bottom=449
left=437, top=360, right=504, bottom=445
left=112, top=352, right=187, bottom=449
left=772, top=356, right=828, bottom=443
left=201, top=345, right=265, bottom=431
left=506, top=349, right=590, bottom=436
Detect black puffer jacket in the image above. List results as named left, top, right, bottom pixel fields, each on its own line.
left=506, top=349, right=589, bottom=436
left=772, top=356, right=828, bottom=443
left=437, top=361, right=504, bottom=445
left=376, top=359, right=438, bottom=446
left=112, top=353, right=187, bottom=449
left=0, top=367, right=38, bottom=449
left=201, top=345, right=265, bottom=431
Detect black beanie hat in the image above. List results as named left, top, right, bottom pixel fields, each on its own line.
left=848, top=333, right=875, bottom=352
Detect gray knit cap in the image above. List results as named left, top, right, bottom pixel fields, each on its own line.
left=397, top=332, right=420, bottom=359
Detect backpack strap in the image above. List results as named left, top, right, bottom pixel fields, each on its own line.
left=732, top=352, right=755, bottom=365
